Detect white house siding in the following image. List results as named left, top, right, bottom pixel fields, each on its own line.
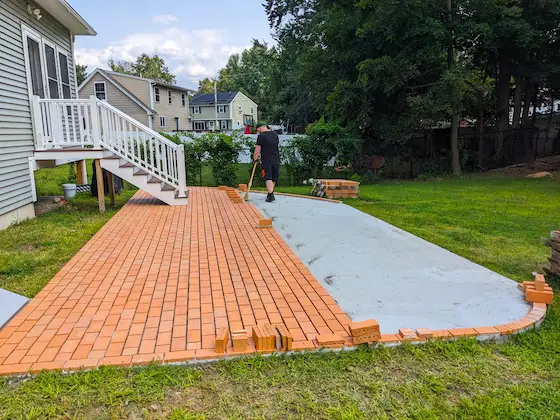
left=0, top=0, right=77, bottom=222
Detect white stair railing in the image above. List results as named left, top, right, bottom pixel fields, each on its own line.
left=31, top=95, right=187, bottom=197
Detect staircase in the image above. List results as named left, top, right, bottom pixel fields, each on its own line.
left=31, top=96, right=188, bottom=205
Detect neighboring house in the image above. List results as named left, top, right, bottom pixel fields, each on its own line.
left=0, top=0, right=188, bottom=232
left=0, top=0, right=95, bottom=229
left=189, top=91, right=258, bottom=131
left=78, top=69, right=193, bottom=131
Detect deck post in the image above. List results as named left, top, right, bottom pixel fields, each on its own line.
left=76, top=160, right=87, bottom=185
left=90, top=96, right=101, bottom=149
left=176, top=146, right=187, bottom=197
left=95, top=159, right=105, bottom=213
left=107, top=171, right=116, bottom=207
left=30, top=95, right=44, bottom=149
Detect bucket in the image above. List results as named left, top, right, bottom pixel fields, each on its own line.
left=62, top=183, right=77, bottom=200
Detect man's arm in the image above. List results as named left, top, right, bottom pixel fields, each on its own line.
left=253, top=145, right=261, bottom=163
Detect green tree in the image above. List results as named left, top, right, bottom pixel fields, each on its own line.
left=108, top=54, right=176, bottom=84
left=75, top=63, right=88, bottom=86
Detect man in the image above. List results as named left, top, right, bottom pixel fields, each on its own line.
left=253, top=122, right=280, bottom=202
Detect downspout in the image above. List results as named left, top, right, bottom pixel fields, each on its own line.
left=148, top=81, right=155, bottom=129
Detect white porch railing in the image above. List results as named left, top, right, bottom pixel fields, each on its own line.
left=31, top=95, right=187, bottom=197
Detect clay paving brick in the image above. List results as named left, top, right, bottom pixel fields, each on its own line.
left=448, top=328, right=477, bottom=338
left=63, top=358, right=99, bottom=372
left=314, top=333, right=345, bottom=347
left=525, top=289, right=554, bottom=305
left=131, top=353, right=164, bottom=366
left=349, top=319, right=380, bottom=338
left=165, top=350, right=196, bottom=363
left=231, top=330, right=249, bottom=353
left=398, top=328, right=418, bottom=341
left=415, top=328, right=433, bottom=339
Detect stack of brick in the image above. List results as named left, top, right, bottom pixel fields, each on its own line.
left=257, top=218, right=273, bottom=229
left=544, top=230, right=560, bottom=276
left=252, top=323, right=293, bottom=352
left=225, top=187, right=243, bottom=203
left=314, top=333, right=345, bottom=348
left=519, top=273, right=554, bottom=304
left=238, top=184, right=248, bottom=192
left=349, top=319, right=381, bottom=345
left=312, top=179, right=359, bottom=199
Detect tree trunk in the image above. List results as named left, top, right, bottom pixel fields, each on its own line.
left=496, top=50, right=512, bottom=158
left=477, top=103, right=485, bottom=168
left=544, top=91, right=554, bottom=155
left=447, top=0, right=461, bottom=175
left=521, top=81, right=534, bottom=128
left=512, top=75, right=523, bottom=128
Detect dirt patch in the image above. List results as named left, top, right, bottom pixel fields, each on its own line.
left=489, top=155, right=560, bottom=176
left=19, top=244, right=42, bottom=252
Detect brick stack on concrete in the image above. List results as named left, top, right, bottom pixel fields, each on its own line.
left=312, top=179, right=359, bottom=199
left=520, top=273, right=554, bottom=304
left=544, top=230, right=560, bottom=277
left=231, top=329, right=249, bottom=352
left=349, top=319, right=381, bottom=345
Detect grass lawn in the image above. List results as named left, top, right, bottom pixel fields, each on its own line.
left=0, top=191, right=136, bottom=297
left=1, top=175, right=559, bottom=419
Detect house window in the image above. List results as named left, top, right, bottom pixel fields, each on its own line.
left=160, top=116, right=166, bottom=127
left=238, top=105, right=242, bottom=114
left=194, top=121, right=205, bottom=130
left=175, top=117, right=180, bottom=131
left=218, top=105, right=226, bottom=113
left=25, top=36, right=44, bottom=97
left=155, top=87, right=160, bottom=102
left=58, top=52, right=71, bottom=99
left=168, top=90, right=172, bottom=104
left=193, top=106, right=200, bottom=114
left=251, top=106, right=254, bottom=114
left=23, top=26, right=71, bottom=100
left=220, top=120, right=228, bottom=130
left=181, top=93, right=186, bottom=107
left=44, top=43, right=59, bottom=99
left=94, top=82, right=106, bottom=101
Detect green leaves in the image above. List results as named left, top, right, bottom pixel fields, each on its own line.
left=108, top=54, right=175, bottom=84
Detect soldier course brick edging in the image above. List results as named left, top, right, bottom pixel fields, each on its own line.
left=0, top=188, right=552, bottom=376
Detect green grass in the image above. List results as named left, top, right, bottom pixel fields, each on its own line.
left=0, top=191, right=135, bottom=297
left=1, top=174, right=559, bottom=419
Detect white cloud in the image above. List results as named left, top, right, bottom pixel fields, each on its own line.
left=152, top=14, right=179, bottom=24
left=75, top=28, right=249, bottom=88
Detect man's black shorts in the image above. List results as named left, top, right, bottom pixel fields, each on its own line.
left=261, top=164, right=280, bottom=183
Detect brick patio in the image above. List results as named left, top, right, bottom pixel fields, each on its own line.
left=0, top=188, right=352, bottom=374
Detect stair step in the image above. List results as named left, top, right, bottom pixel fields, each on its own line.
left=119, top=161, right=134, bottom=168
left=161, top=183, right=175, bottom=192
left=103, top=153, right=120, bottom=160
left=133, top=168, right=149, bottom=176
left=147, top=176, right=161, bottom=184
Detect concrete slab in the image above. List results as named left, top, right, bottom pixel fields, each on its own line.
left=0, top=288, right=28, bottom=328
left=250, top=194, right=530, bottom=333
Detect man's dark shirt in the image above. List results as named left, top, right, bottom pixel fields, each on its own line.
left=256, top=131, right=280, bottom=166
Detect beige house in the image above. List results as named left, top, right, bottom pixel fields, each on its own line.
left=190, top=91, right=258, bottom=131
left=78, top=69, right=193, bottom=131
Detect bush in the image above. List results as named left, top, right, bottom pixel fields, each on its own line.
left=281, top=144, right=312, bottom=186
left=201, top=132, right=243, bottom=186
left=162, top=133, right=205, bottom=185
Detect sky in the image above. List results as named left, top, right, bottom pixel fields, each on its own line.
left=71, top=0, right=275, bottom=89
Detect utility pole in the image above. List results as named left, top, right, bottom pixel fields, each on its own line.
left=214, top=79, right=218, bottom=131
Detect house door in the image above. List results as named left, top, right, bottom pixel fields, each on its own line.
left=175, top=117, right=179, bottom=131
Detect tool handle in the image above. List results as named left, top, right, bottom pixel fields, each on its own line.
left=244, top=161, right=258, bottom=200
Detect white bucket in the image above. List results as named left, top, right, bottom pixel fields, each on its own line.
left=62, top=183, right=77, bottom=200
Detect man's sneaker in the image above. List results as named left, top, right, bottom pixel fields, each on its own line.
left=266, top=193, right=275, bottom=202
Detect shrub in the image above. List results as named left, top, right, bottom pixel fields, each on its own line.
left=201, top=132, right=243, bottom=186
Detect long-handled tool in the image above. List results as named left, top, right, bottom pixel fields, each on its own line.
left=244, top=161, right=258, bottom=201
